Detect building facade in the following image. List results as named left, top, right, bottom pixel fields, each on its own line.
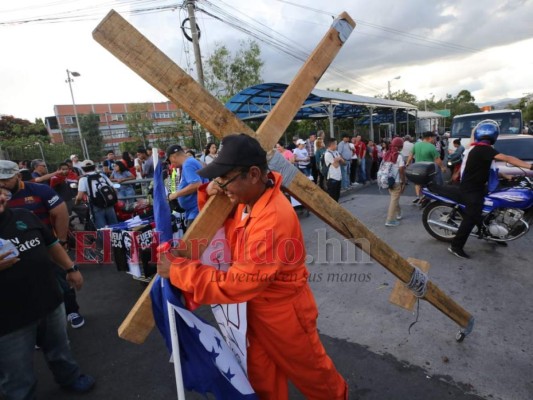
left=45, top=101, right=185, bottom=153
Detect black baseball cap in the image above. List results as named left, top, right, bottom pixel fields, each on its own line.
left=197, top=134, right=266, bottom=179
left=165, top=144, right=184, bottom=160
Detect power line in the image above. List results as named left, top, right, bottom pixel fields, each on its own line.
left=0, top=0, right=178, bottom=26
left=198, top=1, right=382, bottom=93
left=273, top=0, right=480, bottom=53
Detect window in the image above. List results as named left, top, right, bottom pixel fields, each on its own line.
left=65, top=116, right=76, bottom=124
left=152, top=112, right=177, bottom=119
left=451, top=111, right=522, bottom=138
left=111, top=114, right=126, bottom=121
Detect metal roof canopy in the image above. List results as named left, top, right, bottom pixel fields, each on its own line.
left=225, top=83, right=418, bottom=139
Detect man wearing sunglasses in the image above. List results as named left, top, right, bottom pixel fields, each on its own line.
left=158, top=134, right=347, bottom=400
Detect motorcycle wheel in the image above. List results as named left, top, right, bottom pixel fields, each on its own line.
left=422, top=201, right=463, bottom=242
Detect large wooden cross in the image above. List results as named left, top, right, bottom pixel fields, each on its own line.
left=93, top=10, right=474, bottom=345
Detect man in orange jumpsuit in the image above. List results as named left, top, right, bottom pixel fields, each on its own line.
left=158, top=134, right=347, bottom=400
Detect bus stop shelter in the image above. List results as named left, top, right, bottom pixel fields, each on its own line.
left=225, top=83, right=417, bottom=140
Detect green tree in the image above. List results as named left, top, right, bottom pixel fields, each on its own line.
left=79, top=112, right=103, bottom=160
left=1, top=136, right=78, bottom=168
left=205, top=39, right=264, bottom=102
left=451, top=90, right=479, bottom=116
left=390, top=89, right=418, bottom=105
left=456, top=89, right=475, bottom=104
left=126, top=103, right=154, bottom=148
left=0, top=115, right=48, bottom=140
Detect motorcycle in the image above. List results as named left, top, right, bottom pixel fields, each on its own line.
left=406, top=162, right=533, bottom=243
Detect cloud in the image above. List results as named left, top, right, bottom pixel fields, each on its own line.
left=0, top=0, right=531, bottom=121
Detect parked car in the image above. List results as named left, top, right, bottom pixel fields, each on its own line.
left=494, top=135, right=533, bottom=177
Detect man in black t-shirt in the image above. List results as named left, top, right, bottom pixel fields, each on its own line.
left=449, top=120, right=533, bottom=259
left=0, top=188, right=95, bottom=397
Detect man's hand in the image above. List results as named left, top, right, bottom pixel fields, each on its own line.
left=157, top=248, right=188, bottom=279
left=66, top=270, right=84, bottom=290
left=206, top=180, right=224, bottom=196
left=157, top=252, right=171, bottom=278
left=0, top=250, right=19, bottom=272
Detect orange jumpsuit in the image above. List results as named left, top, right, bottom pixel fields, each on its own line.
left=169, top=172, right=347, bottom=400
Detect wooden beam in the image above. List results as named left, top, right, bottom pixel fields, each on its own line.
left=93, top=10, right=256, bottom=140
left=389, top=258, right=431, bottom=311
left=285, top=173, right=472, bottom=329
left=97, top=10, right=356, bottom=343
left=117, top=195, right=234, bottom=343
left=98, top=9, right=473, bottom=341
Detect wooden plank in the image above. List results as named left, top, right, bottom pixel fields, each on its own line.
left=92, top=10, right=256, bottom=140
left=98, top=10, right=356, bottom=343
left=255, top=12, right=355, bottom=150
left=389, top=258, right=431, bottom=311
left=100, top=9, right=473, bottom=339
left=285, top=172, right=472, bottom=329
left=117, top=194, right=234, bottom=343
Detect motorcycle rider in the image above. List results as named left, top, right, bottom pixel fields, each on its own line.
left=448, top=120, right=533, bottom=259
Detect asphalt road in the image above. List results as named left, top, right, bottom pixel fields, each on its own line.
left=35, top=182, right=532, bottom=399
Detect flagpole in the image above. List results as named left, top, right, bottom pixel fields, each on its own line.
left=153, top=148, right=186, bottom=399
left=167, top=292, right=186, bottom=399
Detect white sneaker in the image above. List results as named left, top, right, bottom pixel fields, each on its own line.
left=397, top=214, right=402, bottom=220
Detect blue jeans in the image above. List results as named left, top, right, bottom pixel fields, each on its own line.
left=298, top=166, right=311, bottom=177
left=340, top=163, right=350, bottom=189
left=91, top=204, right=118, bottom=229
left=0, top=304, right=80, bottom=400
left=433, top=164, right=444, bottom=185
left=358, top=160, right=367, bottom=183
left=91, top=204, right=119, bottom=248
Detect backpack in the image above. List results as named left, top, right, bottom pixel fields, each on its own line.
left=86, top=173, right=118, bottom=208
left=377, top=160, right=396, bottom=189
left=319, top=150, right=333, bottom=178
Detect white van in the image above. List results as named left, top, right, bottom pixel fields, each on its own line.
left=450, top=109, right=523, bottom=150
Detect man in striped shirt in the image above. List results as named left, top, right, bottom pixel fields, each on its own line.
left=305, top=133, right=317, bottom=183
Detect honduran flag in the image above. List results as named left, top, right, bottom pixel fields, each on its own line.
left=151, top=277, right=256, bottom=399
left=150, top=150, right=256, bottom=399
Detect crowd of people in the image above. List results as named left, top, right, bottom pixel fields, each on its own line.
left=3, top=122, right=530, bottom=398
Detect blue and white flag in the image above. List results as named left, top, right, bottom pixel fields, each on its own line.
left=150, top=149, right=256, bottom=399
left=151, top=276, right=257, bottom=399
left=152, top=150, right=173, bottom=244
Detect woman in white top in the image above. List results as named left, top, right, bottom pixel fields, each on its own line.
left=203, top=142, right=218, bottom=165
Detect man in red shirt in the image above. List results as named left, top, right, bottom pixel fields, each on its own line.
left=354, top=135, right=367, bottom=184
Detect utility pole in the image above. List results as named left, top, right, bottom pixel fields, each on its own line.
left=186, top=0, right=205, bottom=87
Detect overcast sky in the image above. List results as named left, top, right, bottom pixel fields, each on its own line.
left=1, top=0, right=531, bottom=122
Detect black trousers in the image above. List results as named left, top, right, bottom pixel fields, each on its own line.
left=56, top=267, right=80, bottom=315
left=451, top=190, right=485, bottom=250
left=309, top=157, right=318, bottom=183
left=326, top=179, right=341, bottom=202
left=350, top=159, right=358, bottom=183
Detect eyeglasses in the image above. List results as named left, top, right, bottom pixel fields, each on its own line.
left=214, top=170, right=247, bottom=190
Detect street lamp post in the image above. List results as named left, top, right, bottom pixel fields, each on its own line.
left=387, top=76, right=401, bottom=99
left=443, top=101, right=451, bottom=132
left=66, top=69, right=89, bottom=160
left=424, top=92, right=434, bottom=112
left=34, top=142, right=46, bottom=164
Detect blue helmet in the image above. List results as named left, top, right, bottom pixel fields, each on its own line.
left=474, top=119, right=499, bottom=144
